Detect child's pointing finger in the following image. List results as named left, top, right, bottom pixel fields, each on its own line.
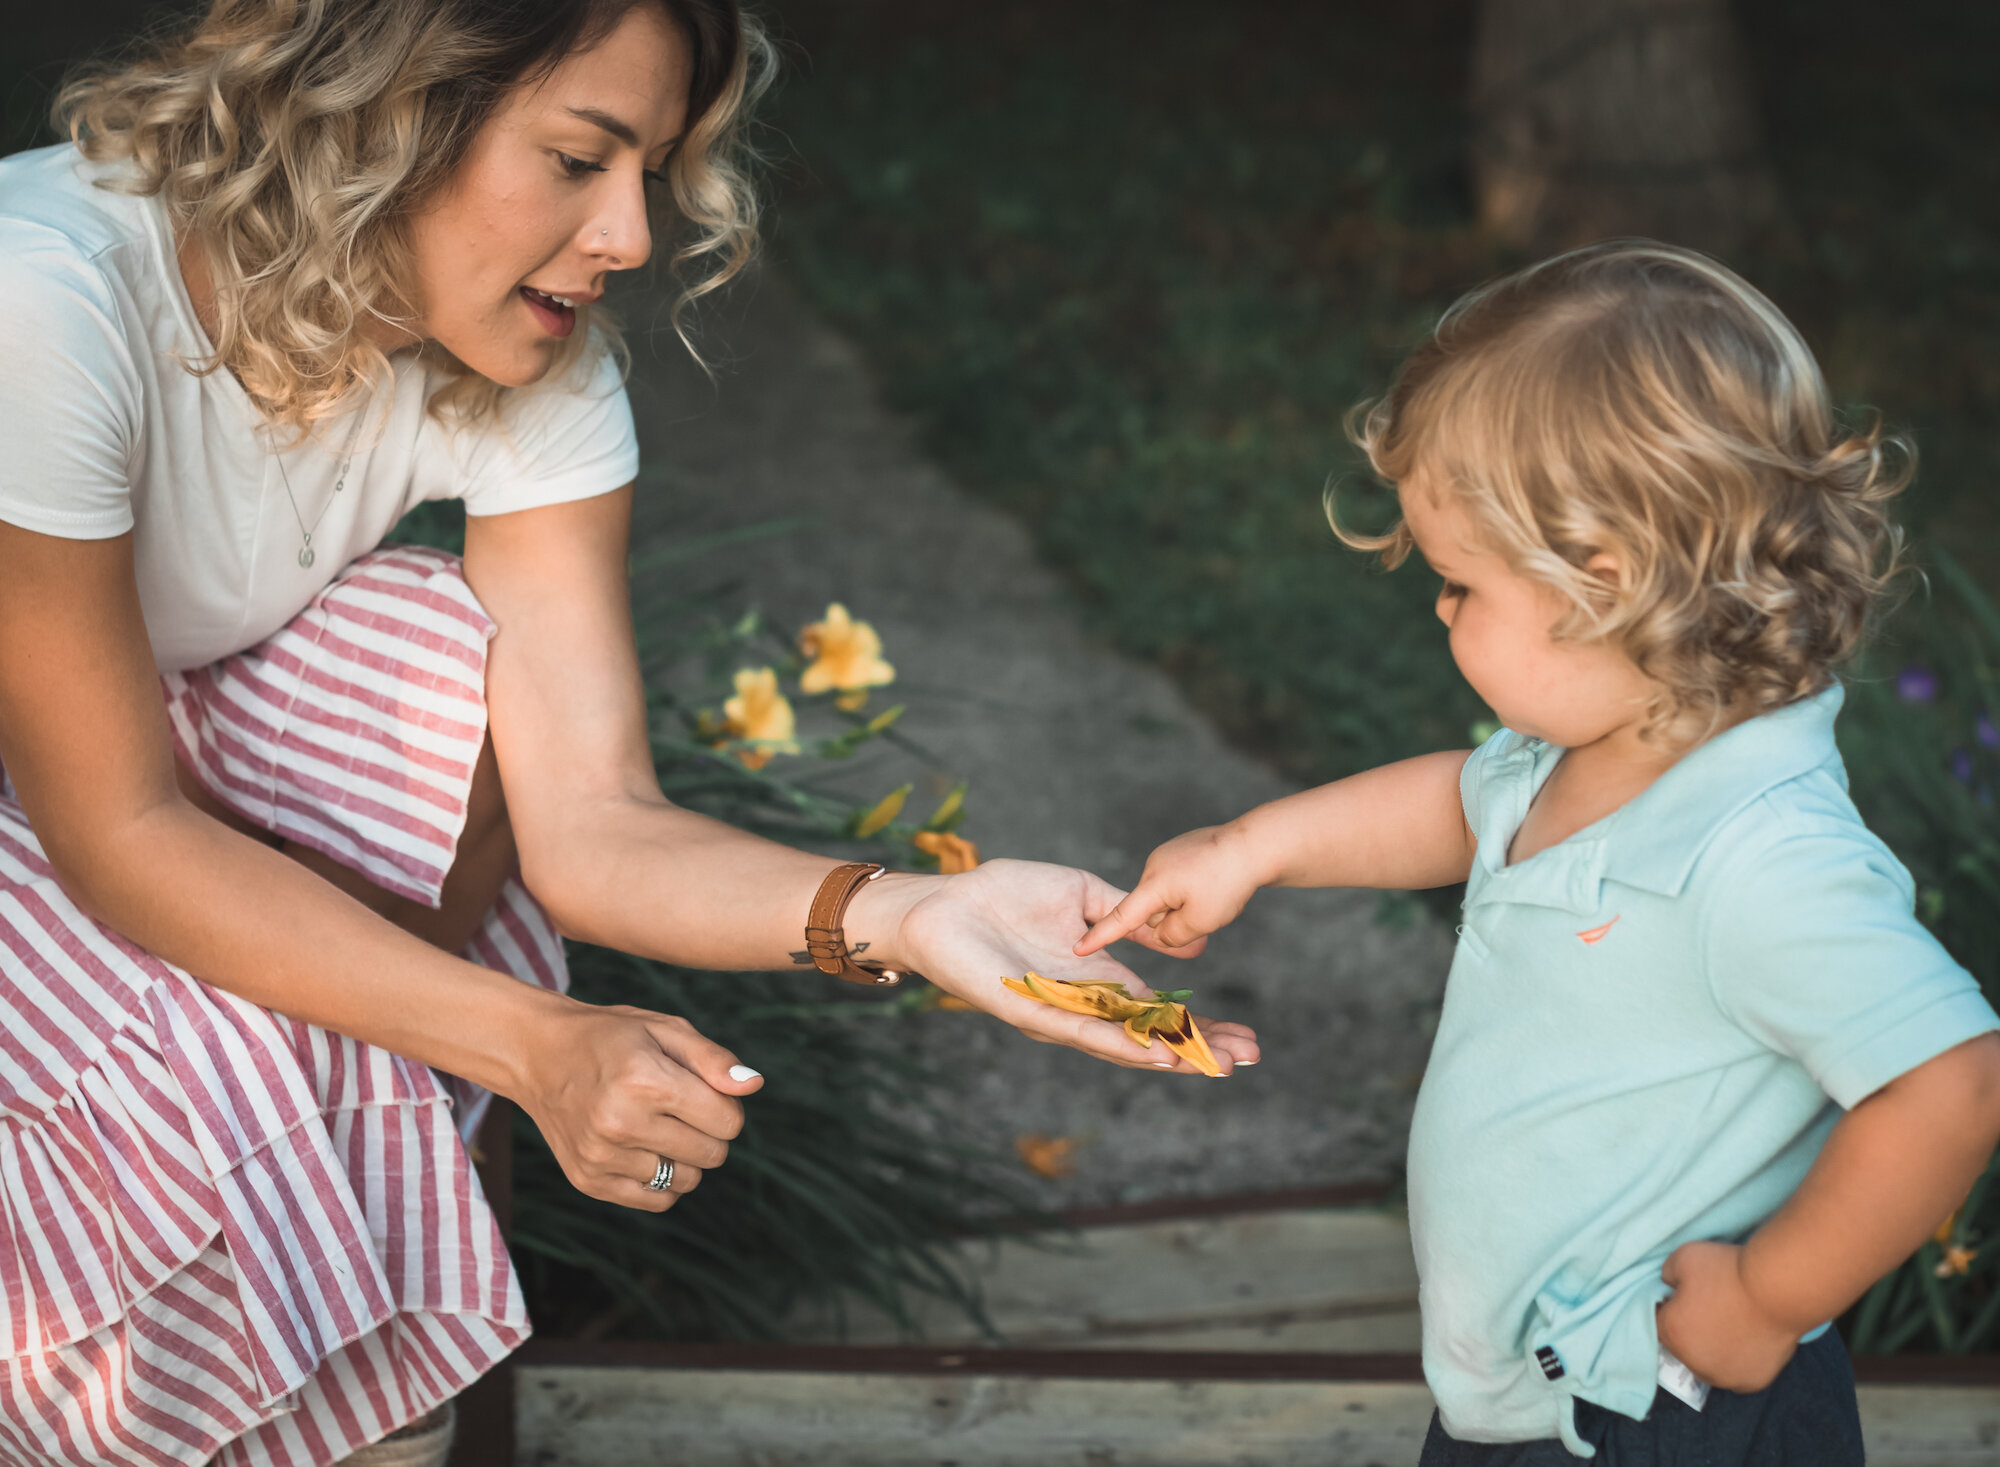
left=1073, top=890, right=1167, bottom=956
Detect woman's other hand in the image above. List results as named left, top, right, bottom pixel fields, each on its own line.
left=851, top=858, right=1261, bottom=1074
left=508, top=998, right=764, bottom=1211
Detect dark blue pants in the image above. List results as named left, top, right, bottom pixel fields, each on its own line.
left=1417, top=1330, right=1863, bottom=1466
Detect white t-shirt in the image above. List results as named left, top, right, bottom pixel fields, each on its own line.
left=0, top=144, right=639, bottom=671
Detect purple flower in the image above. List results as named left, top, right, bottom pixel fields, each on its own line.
left=1897, top=665, right=1939, bottom=704
left=1978, top=712, right=1999, bottom=750
left=1951, top=747, right=1975, bottom=785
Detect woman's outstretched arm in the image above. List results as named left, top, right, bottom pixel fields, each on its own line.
left=464, top=487, right=1260, bottom=1072
left=0, top=518, right=757, bottom=1212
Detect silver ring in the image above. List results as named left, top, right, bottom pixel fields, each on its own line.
left=645, top=1157, right=675, bottom=1192
left=600, top=227, right=610, bottom=236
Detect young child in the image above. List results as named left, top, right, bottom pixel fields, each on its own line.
left=1075, top=241, right=2000, bottom=1463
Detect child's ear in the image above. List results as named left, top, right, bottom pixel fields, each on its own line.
left=1583, top=550, right=1623, bottom=590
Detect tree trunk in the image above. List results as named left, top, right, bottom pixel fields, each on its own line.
left=1470, top=0, right=1783, bottom=259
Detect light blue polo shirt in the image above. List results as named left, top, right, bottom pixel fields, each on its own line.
left=1408, top=684, right=1996, bottom=1456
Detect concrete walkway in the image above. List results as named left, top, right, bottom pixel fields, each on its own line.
left=619, top=268, right=1456, bottom=1211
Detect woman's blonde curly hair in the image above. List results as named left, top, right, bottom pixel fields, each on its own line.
left=1335, top=239, right=1910, bottom=744
left=55, top=0, right=773, bottom=435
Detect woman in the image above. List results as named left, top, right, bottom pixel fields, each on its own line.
left=0, top=1, right=1261, bottom=1463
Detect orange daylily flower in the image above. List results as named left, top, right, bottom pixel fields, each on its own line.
left=913, top=830, right=981, bottom=873
left=1015, top=1133, right=1080, bottom=1179
left=1001, top=971, right=1223, bottom=1076
left=912, top=982, right=977, bottom=1012
left=1934, top=1202, right=1977, bottom=1276
left=800, top=604, right=895, bottom=704
left=721, top=667, right=798, bottom=771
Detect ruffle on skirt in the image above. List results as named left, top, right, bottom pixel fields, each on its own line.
left=0, top=547, right=566, bottom=1467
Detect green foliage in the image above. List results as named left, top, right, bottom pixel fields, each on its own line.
left=1844, top=552, right=2000, bottom=995
left=388, top=502, right=1036, bottom=1341
left=1840, top=553, right=2000, bottom=1353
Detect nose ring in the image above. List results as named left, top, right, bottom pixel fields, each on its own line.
left=600, top=228, right=609, bottom=236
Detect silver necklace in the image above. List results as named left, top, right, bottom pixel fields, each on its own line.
left=273, top=415, right=364, bottom=568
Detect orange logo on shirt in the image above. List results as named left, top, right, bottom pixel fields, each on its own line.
left=1576, top=916, right=1622, bottom=945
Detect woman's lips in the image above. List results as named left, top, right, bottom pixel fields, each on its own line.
left=520, top=286, right=576, bottom=339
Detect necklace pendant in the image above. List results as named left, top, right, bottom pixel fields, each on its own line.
left=298, top=544, right=317, bottom=568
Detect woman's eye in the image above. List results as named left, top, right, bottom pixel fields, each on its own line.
left=643, top=167, right=669, bottom=186
left=556, top=152, right=607, bottom=179
left=1439, top=580, right=1467, bottom=600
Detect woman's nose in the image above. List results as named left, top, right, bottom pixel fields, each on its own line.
left=587, top=175, right=653, bottom=270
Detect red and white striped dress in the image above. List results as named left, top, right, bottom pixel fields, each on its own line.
left=0, top=546, right=565, bottom=1467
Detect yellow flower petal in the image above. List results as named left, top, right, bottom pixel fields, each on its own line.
left=855, top=784, right=911, bottom=838
left=1935, top=1203, right=1967, bottom=1248
left=925, top=784, right=966, bottom=828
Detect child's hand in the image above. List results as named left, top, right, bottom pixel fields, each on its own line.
left=1656, top=1241, right=1801, bottom=1393
left=1073, top=823, right=1266, bottom=957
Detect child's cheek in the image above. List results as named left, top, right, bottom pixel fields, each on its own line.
left=1446, top=619, right=1495, bottom=701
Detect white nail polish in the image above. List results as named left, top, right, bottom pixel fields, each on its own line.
left=1153, top=1062, right=1176, bottom=1069
left=728, top=1065, right=762, bottom=1082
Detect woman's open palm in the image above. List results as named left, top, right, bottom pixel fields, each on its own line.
left=895, top=858, right=1261, bottom=1073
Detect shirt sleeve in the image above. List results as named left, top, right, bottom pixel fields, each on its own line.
left=451, top=338, right=638, bottom=517
left=0, top=234, right=141, bottom=538
left=1703, top=820, right=1997, bottom=1108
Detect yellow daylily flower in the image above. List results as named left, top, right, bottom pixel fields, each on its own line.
left=722, top=667, right=799, bottom=771
left=913, top=830, right=981, bottom=873
left=1937, top=1244, right=1979, bottom=1278
left=800, top=603, right=895, bottom=699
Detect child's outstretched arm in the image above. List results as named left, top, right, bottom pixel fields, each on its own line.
left=1075, top=750, right=1476, bottom=956
left=1659, top=1032, right=2000, bottom=1391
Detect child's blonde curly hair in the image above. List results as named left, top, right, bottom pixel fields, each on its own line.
left=1337, top=239, right=1910, bottom=743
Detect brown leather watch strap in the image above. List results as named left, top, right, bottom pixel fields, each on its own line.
left=805, top=861, right=922, bottom=987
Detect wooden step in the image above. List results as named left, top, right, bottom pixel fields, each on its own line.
left=783, top=1203, right=1423, bottom=1352
left=515, top=1205, right=2000, bottom=1464
left=515, top=1354, right=2000, bottom=1466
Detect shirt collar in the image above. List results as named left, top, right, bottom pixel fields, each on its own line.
left=1464, top=684, right=1844, bottom=918
left=1597, top=682, right=1845, bottom=897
